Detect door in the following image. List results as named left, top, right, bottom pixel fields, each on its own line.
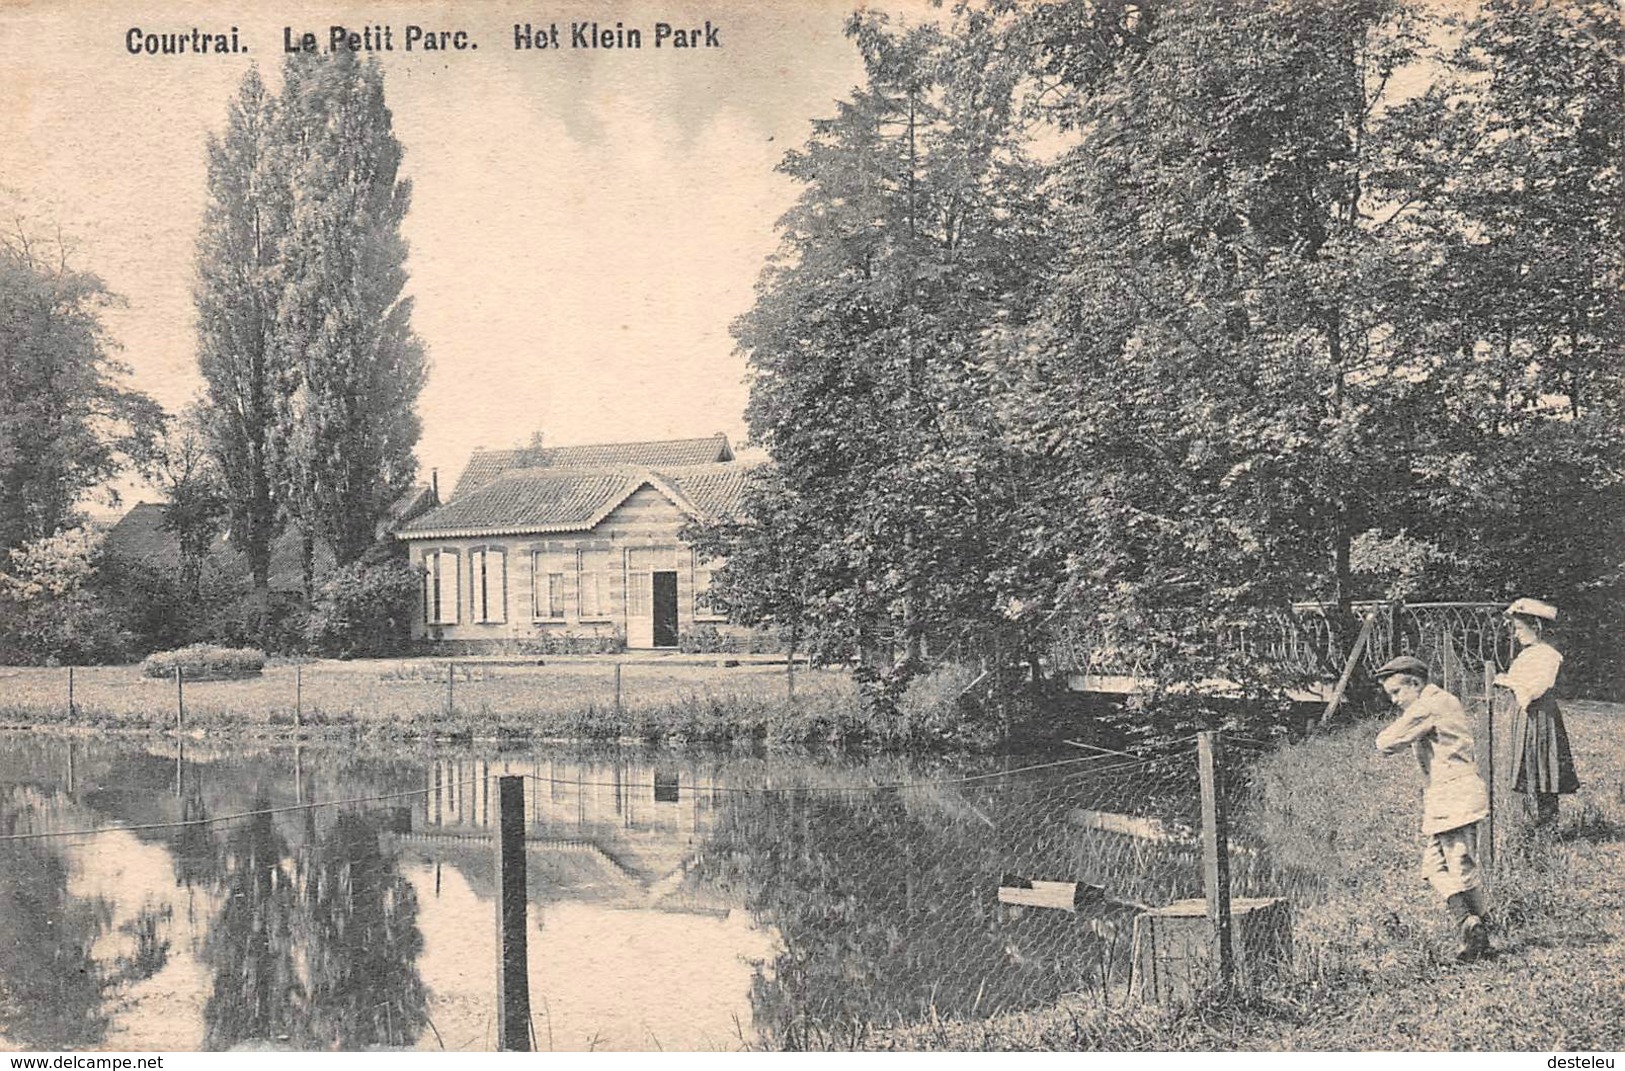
left=652, top=571, right=679, bottom=648
left=626, top=570, right=653, bottom=648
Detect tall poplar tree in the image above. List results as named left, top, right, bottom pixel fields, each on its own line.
left=195, top=67, right=288, bottom=617
left=197, top=56, right=425, bottom=616
left=274, top=51, right=425, bottom=576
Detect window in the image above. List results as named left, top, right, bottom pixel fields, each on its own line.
left=531, top=550, right=570, bottom=620
left=694, top=559, right=727, bottom=617
left=468, top=546, right=507, bottom=624
left=579, top=551, right=611, bottom=619
left=424, top=549, right=459, bottom=625
left=546, top=573, right=566, bottom=619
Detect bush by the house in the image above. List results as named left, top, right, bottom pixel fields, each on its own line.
left=141, top=643, right=266, bottom=680
left=517, top=628, right=627, bottom=656
left=678, top=625, right=735, bottom=654
left=305, top=560, right=421, bottom=658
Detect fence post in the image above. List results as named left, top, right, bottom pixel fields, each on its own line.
left=295, top=662, right=303, bottom=729
left=175, top=666, right=185, bottom=731
left=613, top=662, right=623, bottom=714
left=1483, top=659, right=1496, bottom=866
left=446, top=661, right=455, bottom=719
left=494, top=775, right=532, bottom=1051
left=67, top=665, right=75, bottom=718
left=1197, top=730, right=1234, bottom=989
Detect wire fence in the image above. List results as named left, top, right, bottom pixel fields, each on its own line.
left=0, top=657, right=833, bottom=728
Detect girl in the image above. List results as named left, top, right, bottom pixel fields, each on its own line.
left=1495, top=598, right=1580, bottom=828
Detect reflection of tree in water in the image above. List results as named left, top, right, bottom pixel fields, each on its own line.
left=0, top=834, right=111, bottom=1048
left=698, top=785, right=1126, bottom=1048
left=171, top=788, right=224, bottom=891
left=202, top=805, right=303, bottom=1050
left=295, top=811, right=427, bottom=1049
left=202, top=804, right=427, bottom=1050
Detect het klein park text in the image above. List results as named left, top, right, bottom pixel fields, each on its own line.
left=123, top=20, right=722, bottom=56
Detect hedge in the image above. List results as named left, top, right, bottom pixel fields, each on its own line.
left=141, top=643, right=267, bottom=681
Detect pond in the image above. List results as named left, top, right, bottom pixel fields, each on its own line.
left=0, top=732, right=1232, bottom=1051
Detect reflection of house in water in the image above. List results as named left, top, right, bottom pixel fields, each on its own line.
left=395, top=757, right=734, bottom=916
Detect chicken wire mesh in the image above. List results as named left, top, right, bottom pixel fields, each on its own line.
left=522, top=745, right=1214, bottom=1043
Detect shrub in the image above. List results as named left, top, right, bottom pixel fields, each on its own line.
left=141, top=643, right=266, bottom=680
left=0, top=527, right=133, bottom=665
left=306, top=560, right=421, bottom=658
left=678, top=625, right=734, bottom=654
left=515, top=628, right=626, bottom=656
left=898, top=663, right=985, bottom=743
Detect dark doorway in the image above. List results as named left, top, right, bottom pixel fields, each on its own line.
left=652, top=571, right=679, bottom=648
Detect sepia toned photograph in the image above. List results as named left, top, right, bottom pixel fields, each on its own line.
left=0, top=0, right=1620, bottom=1055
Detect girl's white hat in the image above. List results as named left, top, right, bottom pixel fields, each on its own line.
left=1505, top=597, right=1558, bottom=622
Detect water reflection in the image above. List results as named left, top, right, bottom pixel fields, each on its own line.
left=0, top=736, right=1209, bottom=1051
left=202, top=805, right=302, bottom=1049
left=0, top=797, right=111, bottom=1049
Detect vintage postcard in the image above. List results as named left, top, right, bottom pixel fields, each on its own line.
left=1, top=0, right=1620, bottom=1057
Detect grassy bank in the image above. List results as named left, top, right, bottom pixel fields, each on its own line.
left=0, top=658, right=958, bottom=749
left=871, top=701, right=1625, bottom=1051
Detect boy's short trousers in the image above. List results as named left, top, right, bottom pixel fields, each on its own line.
left=1420, top=822, right=1481, bottom=899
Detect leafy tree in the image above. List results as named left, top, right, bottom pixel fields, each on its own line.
left=1392, top=0, right=1625, bottom=692
left=1007, top=0, right=1466, bottom=704
left=720, top=12, right=1046, bottom=713
left=0, top=221, right=162, bottom=555
left=145, top=404, right=227, bottom=603
left=195, top=67, right=289, bottom=623
left=274, top=52, right=426, bottom=578
left=304, top=558, right=421, bottom=658
left=0, top=527, right=131, bottom=664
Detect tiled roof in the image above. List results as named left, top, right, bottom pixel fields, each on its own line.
left=450, top=434, right=734, bottom=498
left=655, top=463, right=760, bottom=521
left=400, top=462, right=758, bottom=539
left=105, top=502, right=337, bottom=594
left=104, top=502, right=181, bottom=562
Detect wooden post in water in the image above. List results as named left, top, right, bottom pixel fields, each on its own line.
left=1483, top=660, right=1496, bottom=866
left=1197, top=730, right=1234, bottom=989
left=613, top=662, right=623, bottom=714
left=295, top=663, right=303, bottom=729
left=175, top=666, right=185, bottom=731
left=67, top=665, right=75, bottom=718
left=494, top=775, right=532, bottom=1051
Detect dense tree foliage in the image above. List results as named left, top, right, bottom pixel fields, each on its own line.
left=274, top=53, right=426, bottom=574
left=0, top=224, right=162, bottom=554
left=705, top=0, right=1624, bottom=713
left=196, top=55, right=425, bottom=618
left=196, top=68, right=287, bottom=617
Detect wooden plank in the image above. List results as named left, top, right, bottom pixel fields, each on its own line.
left=1066, top=807, right=1181, bottom=843
left=1320, top=611, right=1376, bottom=727
left=997, top=878, right=1105, bottom=913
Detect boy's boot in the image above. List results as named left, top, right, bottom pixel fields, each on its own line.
left=1446, top=892, right=1484, bottom=962
left=1462, top=887, right=1492, bottom=958
left=1536, top=793, right=1560, bottom=828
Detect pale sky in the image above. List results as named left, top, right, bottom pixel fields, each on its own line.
left=0, top=0, right=935, bottom=508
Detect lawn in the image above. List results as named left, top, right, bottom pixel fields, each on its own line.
left=0, top=657, right=857, bottom=743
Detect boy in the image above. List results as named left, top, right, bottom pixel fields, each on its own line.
left=1373, top=655, right=1491, bottom=962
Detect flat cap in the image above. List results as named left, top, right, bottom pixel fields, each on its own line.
left=1373, top=655, right=1429, bottom=681
left=1505, top=597, right=1558, bottom=622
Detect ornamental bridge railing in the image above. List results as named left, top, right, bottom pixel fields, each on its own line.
left=1048, top=601, right=1517, bottom=699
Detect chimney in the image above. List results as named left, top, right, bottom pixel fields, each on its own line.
left=430, top=468, right=439, bottom=503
